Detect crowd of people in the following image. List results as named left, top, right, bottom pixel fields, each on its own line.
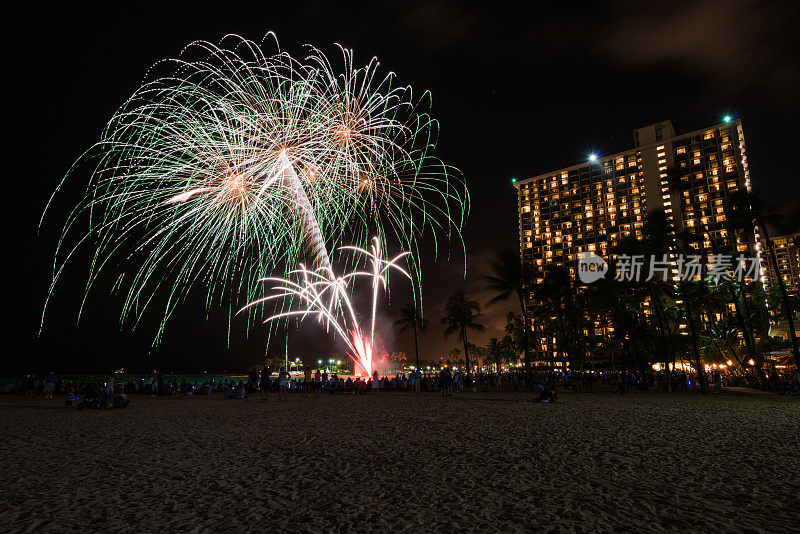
left=4, top=365, right=799, bottom=405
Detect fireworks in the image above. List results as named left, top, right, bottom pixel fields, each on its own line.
left=42, top=33, right=467, bottom=342
left=242, top=238, right=410, bottom=376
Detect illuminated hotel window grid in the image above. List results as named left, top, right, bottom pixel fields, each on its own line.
left=670, top=124, right=756, bottom=259
left=514, top=119, right=763, bottom=363
left=517, top=121, right=760, bottom=287
left=519, top=154, right=646, bottom=285
left=764, top=234, right=800, bottom=290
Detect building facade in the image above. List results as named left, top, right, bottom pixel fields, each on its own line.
left=515, top=118, right=758, bottom=286
left=766, top=234, right=800, bottom=290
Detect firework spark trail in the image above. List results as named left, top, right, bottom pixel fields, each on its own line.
left=272, top=150, right=331, bottom=272
left=242, top=237, right=410, bottom=376
left=42, top=33, right=467, bottom=345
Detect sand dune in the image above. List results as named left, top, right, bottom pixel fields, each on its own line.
left=0, top=391, right=798, bottom=532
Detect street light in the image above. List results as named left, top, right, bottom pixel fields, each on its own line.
left=588, top=153, right=598, bottom=163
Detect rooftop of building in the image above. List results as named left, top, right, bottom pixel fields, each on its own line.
left=513, top=117, right=742, bottom=188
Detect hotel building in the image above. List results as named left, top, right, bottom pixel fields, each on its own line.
left=766, top=234, right=800, bottom=290
left=514, top=118, right=758, bottom=285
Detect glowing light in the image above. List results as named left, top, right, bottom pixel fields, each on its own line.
left=723, top=115, right=732, bottom=123
left=243, top=237, right=410, bottom=377
left=41, top=34, right=467, bottom=344
left=588, top=153, right=598, bottom=163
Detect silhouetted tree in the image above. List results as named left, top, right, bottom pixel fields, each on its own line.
left=395, top=301, right=430, bottom=373
left=441, top=290, right=485, bottom=384
left=481, top=248, right=532, bottom=377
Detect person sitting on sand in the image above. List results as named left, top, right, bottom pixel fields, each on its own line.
left=112, top=390, right=130, bottom=408
left=79, top=383, right=107, bottom=409
left=65, top=383, right=75, bottom=407
left=539, top=386, right=558, bottom=403
left=345, top=377, right=354, bottom=394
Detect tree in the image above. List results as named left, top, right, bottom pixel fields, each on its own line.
left=481, top=248, right=532, bottom=377
left=441, top=290, right=485, bottom=384
left=485, top=334, right=516, bottom=372
left=468, top=342, right=489, bottom=370
left=726, top=190, right=800, bottom=370
left=504, top=311, right=533, bottom=363
left=534, top=266, right=578, bottom=369
left=395, top=301, right=430, bottom=373
left=485, top=338, right=502, bottom=372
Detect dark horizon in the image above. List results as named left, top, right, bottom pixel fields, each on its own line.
left=5, top=0, right=799, bottom=373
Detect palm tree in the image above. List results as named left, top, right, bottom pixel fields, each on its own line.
left=504, top=311, right=533, bottom=364
left=673, top=229, right=710, bottom=394
left=485, top=336, right=514, bottom=373
left=486, top=337, right=502, bottom=372
left=441, top=290, right=485, bottom=384
left=534, top=266, right=577, bottom=368
left=727, top=191, right=800, bottom=370
left=395, top=301, right=430, bottom=372
left=481, top=249, right=532, bottom=376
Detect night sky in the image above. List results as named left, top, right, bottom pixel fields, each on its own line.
left=5, top=1, right=799, bottom=373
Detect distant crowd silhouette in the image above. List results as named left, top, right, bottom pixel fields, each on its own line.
left=5, top=365, right=799, bottom=406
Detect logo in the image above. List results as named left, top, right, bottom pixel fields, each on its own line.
left=578, top=252, right=608, bottom=284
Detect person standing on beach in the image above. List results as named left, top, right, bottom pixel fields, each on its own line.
left=277, top=367, right=289, bottom=400
left=248, top=368, right=259, bottom=399
left=260, top=366, right=271, bottom=400
left=304, top=366, right=312, bottom=398
left=43, top=371, right=57, bottom=399
left=313, top=369, right=321, bottom=398
left=440, top=368, right=451, bottom=397
left=23, top=373, right=35, bottom=398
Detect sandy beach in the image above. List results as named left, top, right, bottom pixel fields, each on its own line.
left=1, top=391, right=798, bottom=533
